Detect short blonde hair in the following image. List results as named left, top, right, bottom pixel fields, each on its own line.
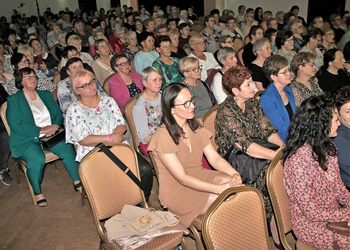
left=178, top=56, right=199, bottom=75
left=17, top=44, right=34, bottom=56
left=67, top=34, right=82, bottom=46
left=71, top=70, right=95, bottom=92
left=189, top=34, right=203, bottom=45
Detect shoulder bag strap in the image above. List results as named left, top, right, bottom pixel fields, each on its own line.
left=97, top=143, right=144, bottom=191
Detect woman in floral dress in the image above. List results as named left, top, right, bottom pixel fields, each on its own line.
left=283, top=95, right=350, bottom=249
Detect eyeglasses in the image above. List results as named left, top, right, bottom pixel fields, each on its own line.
left=97, top=44, right=109, bottom=49
left=174, top=96, right=196, bottom=109
left=76, top=78, right=96, bottom=89
left=68, top=52, right=80, bottom=59
left=225, top=40, right=233, bottom=44
left=23, top=75, right=38, bottom=80
left=19, top=59, right=30, bottom=65
left=189, top=65, right=203, bottom=73
left=278, top=68, right=291, bottom=75
left=116, top=60, right=130, bottom=67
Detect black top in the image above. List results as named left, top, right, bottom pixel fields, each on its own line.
left=248, top=63, right=270, bottom=89
left=242, top=42, right=256, bottom=68
left=331, top=26, right=345, bottom=43
left=285, top=102, right=293, bottom=120
left=170, top=48, right=188, bottom=59
left=317, top=69, right=349, bottom=93
left=0, top=84, right=8, bottom=128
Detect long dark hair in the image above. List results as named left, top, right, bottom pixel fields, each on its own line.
left=161, top=83, right=201, bottom=145
left=283, top=95, right=337, bottom=171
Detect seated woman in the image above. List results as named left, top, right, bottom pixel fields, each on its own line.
left=248, top=37, right=272, bottom=90
left=178, top=56, right=214, bottom=118
left=275, top=30, right=297, bottom=68
left=133, top=67, right=162, bottom=156
left=29, top=38, right=58, bottom=72
left=283, top=95, right=350, bottom=249
left=122, top=31, right=142, bottom=61
left=215, top=66, right=284, bottom=224
left=108, top=53, right=143, bottom=114
left=211, top=47, right=237, bottom=104
left=290, top=52, right=323, bottom=107
left=148, top=83, right=243, bottom=227
left=317, top=49, right=349, bottom=93
left=169, top=30, right=188, bottom=60
left=6, top=68, right=80, bottom=206
left=242, top=25, right=264, bottom=68
left=6, top=53, right=55, bottom=96
left=188, top=34, right=221, bottom=82
left=91, top=39, right=114, bottom=85
left=261, top=55, right=297, bottom=143
left=65, top=70, right=153, bottom=200
left=334, top=86, right=350, bottom=191
left=299, top=28, right=324, bottom=72
left=152, top=35, right=183, bottom=90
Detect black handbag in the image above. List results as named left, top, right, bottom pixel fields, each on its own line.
left=224, top=137, right=280, bottom=184
left=40, top=128, right=65, bottom=148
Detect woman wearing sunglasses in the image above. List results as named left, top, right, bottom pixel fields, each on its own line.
left=65, top=70, right=153, bottom=200
left=6, top=67, right=80, bottom=207
left=148, top=82, right=243, bottom=227
left=178, top=56, right=215, bottom=118
left=108, top=53, right=143, bottom=114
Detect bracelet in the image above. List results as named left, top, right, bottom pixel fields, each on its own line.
left=108, top=134, right=114, bottom=142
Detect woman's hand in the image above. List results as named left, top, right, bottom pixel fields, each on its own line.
left=112, top=131, right=125, bottom=143
left=40, top=125, right=59, bottom=137
left=39, top=62, right=47, bottom=71
left=230, top=173, right=243, bottom=187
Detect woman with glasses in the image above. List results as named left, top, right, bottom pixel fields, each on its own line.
left=148, top=82, right=243, bottom=227
left=215, top=66, right=283, bottom=232
left=275, top=30, right=297, bottom=68
left=65, top=70, right=153, bottom=200
left=6, top=53, right=55, bottom=96
left=152, top=36, right=183, bottom=90
left=260, top=55, right=296, bottom=143
left=290, top=52, right=323, bottom=107
left=318, top=27, right=337, bottom=54
left=6, top=67, right=80, bottom=207
left=178, top=56, right=215, bottom=118
left=133, top=67, right=162, bottom=156
left=91, top=39, right=114, bottom=85
left=299, top=28, right=324, bottom=71
left=108, top=53, right=143, bottom=114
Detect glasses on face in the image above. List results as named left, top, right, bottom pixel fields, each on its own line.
left=174, top=96, right=196, bottom=109
left=19, top=59, right=30, bottom=65
left=77, top=78, right=96, bottom=89
left=225, top=40, right=233, bottom=44
left=98, top=44, right=109, bottom=49
left=189, top=65, right=203, bottom=73
left=116, top=60, right=130, bottom=67
left=278, top=68, right=291, bottom=75
left=325, top=32, right=334, bottom=36
left=23, top=74, right=38, bottom=80
left=68, top=51, right=80, bottom=59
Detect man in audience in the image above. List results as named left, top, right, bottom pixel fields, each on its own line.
left=167, top=18, right=178, bottom=32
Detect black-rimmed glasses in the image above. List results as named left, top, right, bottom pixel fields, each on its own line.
left=190, top=65, right=203, bottom=73
left=76, top=78, right=97, bottom=89
left=116, top=60, right=130, bottom=67
left=174, top=96, right=196, bottom=109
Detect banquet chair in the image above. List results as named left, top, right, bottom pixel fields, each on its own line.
left=266, top=150, right=317, bottom=250
left=79, top=143, right=185, bottom=249
left=202, top=104, right=220, bottom=151
left=103, top=74, right=114, bottom=95
left=0, top=102, right=60, bottom=205
left=202, top=186, right=271, bottom=250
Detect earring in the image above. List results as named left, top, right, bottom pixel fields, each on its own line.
left=234, top=96, right=239, bottom=102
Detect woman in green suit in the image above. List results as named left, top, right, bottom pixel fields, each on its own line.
left=6, top=67, right=80, bottom=207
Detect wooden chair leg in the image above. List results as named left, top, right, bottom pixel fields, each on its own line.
left=20, top=162, right=37, bottom=205
left=188, top=224, right=205, bottom=250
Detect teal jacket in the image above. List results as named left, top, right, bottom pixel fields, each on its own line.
left=6, top=90, right=63, bottom=158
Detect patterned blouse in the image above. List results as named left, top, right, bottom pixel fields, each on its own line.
left=215, top=95, right=277, bottom=157
left=289, top=77, right=323, bottom=107
left=122, top=46, right=142, bottom=61
left=284, top=145, right=350, bottom=249
left=6, top=70, right=55, bottom=95
left=126, top=82, right=142, bottom=97
left=65, top=96, right=126, bottom=162
left=152, top=57, right=183, bottom=90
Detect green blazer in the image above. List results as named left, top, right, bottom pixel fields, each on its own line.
left=6, top=90, right=63, bottom=158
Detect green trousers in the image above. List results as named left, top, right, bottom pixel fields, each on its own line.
left=20, top=140, right=79, bottom=195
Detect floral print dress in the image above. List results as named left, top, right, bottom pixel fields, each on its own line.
left=284, top=145, right=350, bottom=249
left=65, top=96, right=126, bottom=162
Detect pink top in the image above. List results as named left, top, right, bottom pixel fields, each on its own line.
left=108, top=72, right=143, bottom=114
left=284, top=145, right=350, bottom=249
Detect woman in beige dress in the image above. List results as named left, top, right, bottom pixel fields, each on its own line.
left=91, top=39, right=114, bottom=85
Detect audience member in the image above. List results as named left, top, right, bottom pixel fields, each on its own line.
left=169, top=30, right=188, bottom=59
left=330, top=13, right=345, bottom=43
left=319, top=27, right=337, bottom=54
left=148, top=82, right=243, bottom=227
left=91, top=39, right=114, bottom=85
left=299, top=28, right=324, bottom=71
left=242, top=25, right=264, bottom=68
left=283, top=94, right=350, bottom=249
left=201, top=15, right=220, bottom=54
left=290, top=52, right=323, bottom=107
left=133, top=32, right=159, bottom=74
left=122, top=31, right=142, bottom=61
left=275, top=30, right=297, bottom=67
